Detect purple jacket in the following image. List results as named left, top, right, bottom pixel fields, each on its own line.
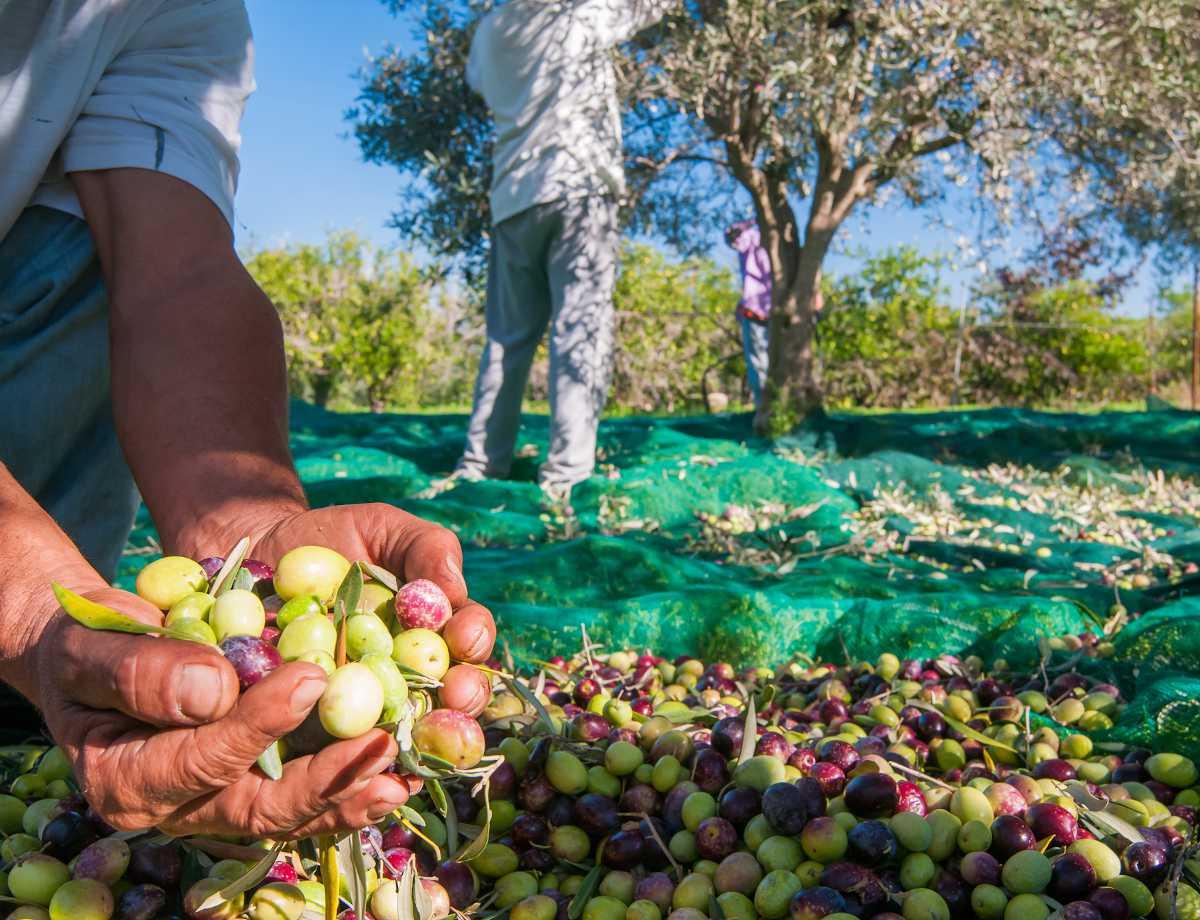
left=728, top=220, right=772, bottom=321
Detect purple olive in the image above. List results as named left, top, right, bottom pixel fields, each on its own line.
left=219, top=635, right=283, bottom=691
left=544, top=795, right=576, bottom=828
left=436, top=860, right=477, bottom=908
left=1049, top=852, right=1097, bottom=901
left=114, top=884, right=167, bottom=920
left=520, top=847, right=555, bottom=872
left=619, top=783, right=661, bottom=816
left=1087, top=887, right=1131, bottom=920
left=954, top=851, right=998, bottom=890
left=695, top=816, right=737, bottom=860
left=991, top=814, right=1037, bottom=859
left=789, top=885, right=847, bottom=920
left=572, top=713, right=609, bottom=742
left=757, top=732, right=794, bottom=761
left=634, top=873, right=675, bottom=913
left=719, top=786, right=762, bottom=828
left=1033, top=759, right=1078, bottom=781
left=819, top=740, right=860, bottom=772
left=1061, top=903, right=1103, bottom=920
left=844, top=773, right=899, bottom=819
left=692, top=749, right=730, bottom=793
left=762, top=782, right=810, bottom=835
left=519, top=774, right=556, bottom=813
left=846, top=819, right=899, bottom=867
left=916, top=711, right=947, bottom=740
left=490, top=761, right=517, bottom=799
left=819, top=861, right=870, bottom=893
left=808, top=762, right=847, bottom=798
left=446, top=786, right=478, bottom=824
left=1027, top=802, right=1079, bottom=846
left=1120, top=840, right=1168, bottom=887
left=511, top=814, right=549, bottom=847
left=573, top=793, right=619, bottom=837
left=40, top=810, right=97, bottom=860
left=127, top=843, right=182, bottom=889
left=602, top=829, right=645, bottom=869
left=711, top=717, right=744, bottom=757
left=198, top=556, right=225, bottom=580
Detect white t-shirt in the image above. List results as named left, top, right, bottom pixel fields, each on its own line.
left=467, top=0, right=673, bottom=225
left=0, top=0, right=254, bottom=242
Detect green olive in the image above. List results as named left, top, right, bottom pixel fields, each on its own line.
left=274, top=546, right=351, bottom=604
left=275, top=594, right=324, bottom=629
left=47, top=879, right=113, bottom=920
left=346, top=614, right=394, bottom=660
left=277, top=613, right=337, bottom=661
left=9, top=854, right=70, bottom=906
left=135, top=556, right=208, bottom=609
left=391, top=628, right=450, bottom=679
left=210, top=590, right=266, bottom=642
left=165, top=592, right=215, bottom=626
left=318, top=663, right=385, bottom=739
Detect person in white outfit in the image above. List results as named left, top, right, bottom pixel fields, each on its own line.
left=457, top=0, right=675, bottom=494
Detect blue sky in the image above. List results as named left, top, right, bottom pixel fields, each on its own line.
left=236, top=0, right=1178, bottom=315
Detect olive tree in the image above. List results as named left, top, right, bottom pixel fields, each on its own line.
left=352, top=0, right=1196, bottom=433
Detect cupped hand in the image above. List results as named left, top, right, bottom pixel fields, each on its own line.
left=246, top=503, right=496, bottom=708
left=37, top=587, right=415, bottom=837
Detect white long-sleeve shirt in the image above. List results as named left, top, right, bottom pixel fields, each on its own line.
left=467, top=0, right=674, bottom=225
left=0, top=0, right=253, bottom=242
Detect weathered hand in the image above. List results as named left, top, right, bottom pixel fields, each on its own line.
left=36, top=587, right=416, bottom=837
left=235, top=503, right=497, bottom=713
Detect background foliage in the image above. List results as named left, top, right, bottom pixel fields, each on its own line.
left=246, top=233, right=1188, bottom=415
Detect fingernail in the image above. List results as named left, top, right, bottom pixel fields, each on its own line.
left=290, top=677, right=327, bottom=716
left=444, top=555, right=465, bottom=590
left=178, top=664, right=226, bottom=722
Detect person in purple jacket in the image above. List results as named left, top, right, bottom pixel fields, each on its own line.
left=726, top=219, right=821, bottom=409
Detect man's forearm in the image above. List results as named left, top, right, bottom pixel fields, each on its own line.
left=67, top=169, right=308, bottom=558
left=108, top=261, right=308, bottom=556
left=0, top=465, right=104, bottom=704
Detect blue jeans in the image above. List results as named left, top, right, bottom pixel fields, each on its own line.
left=740, top=314, right=770, bottom=408
left=0, top=207, right=139, bottom=582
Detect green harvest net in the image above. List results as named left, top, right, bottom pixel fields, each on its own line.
left=117, top=400, right=1200, bottom=759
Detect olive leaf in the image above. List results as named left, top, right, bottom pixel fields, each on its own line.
left=360, top=561, right=399, bottom=593
left=257, top=741, right=285, bottom=781
left=739, top=695, right=757, bottom=765
left=426, top=777, right=450, bottom=817
left=208, top=537, right=251, bottom=597
left=319, top=835, right=339, bottom=920
left=198, top=840, right=287, bottom=910
left=1080, top=807, right=1145, bottom=844
left=334, top=562, right=364, bottom=627
left=53, top=584, right=170, bottom=636
left=397, top=748, right=457, bottom=781
left=501, top=675, right=556, bottom=735
left=456, top=778, right=492, bottom=862
left=568, top=865, right=603, bottom=920
left=398, top=804, right=426, bottom=828
left=336, top=832, right=370, bottom=920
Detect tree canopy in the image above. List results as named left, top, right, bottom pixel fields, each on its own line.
left=351, top=0, right=1200, bottom=432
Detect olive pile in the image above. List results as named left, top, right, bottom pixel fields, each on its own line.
left=443, top=648, right=1199, bottom=920
left=5, top=614, right=1200, bottom=920
left=0, top=742, right=459, bottom=919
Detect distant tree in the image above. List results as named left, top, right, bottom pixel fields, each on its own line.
left=352, top=0, right=1197, bottom=432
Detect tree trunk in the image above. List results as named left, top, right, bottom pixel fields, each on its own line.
left=759, top=260, right=824, bottom=436
left=1192, top=260, right=1199, bottom=411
